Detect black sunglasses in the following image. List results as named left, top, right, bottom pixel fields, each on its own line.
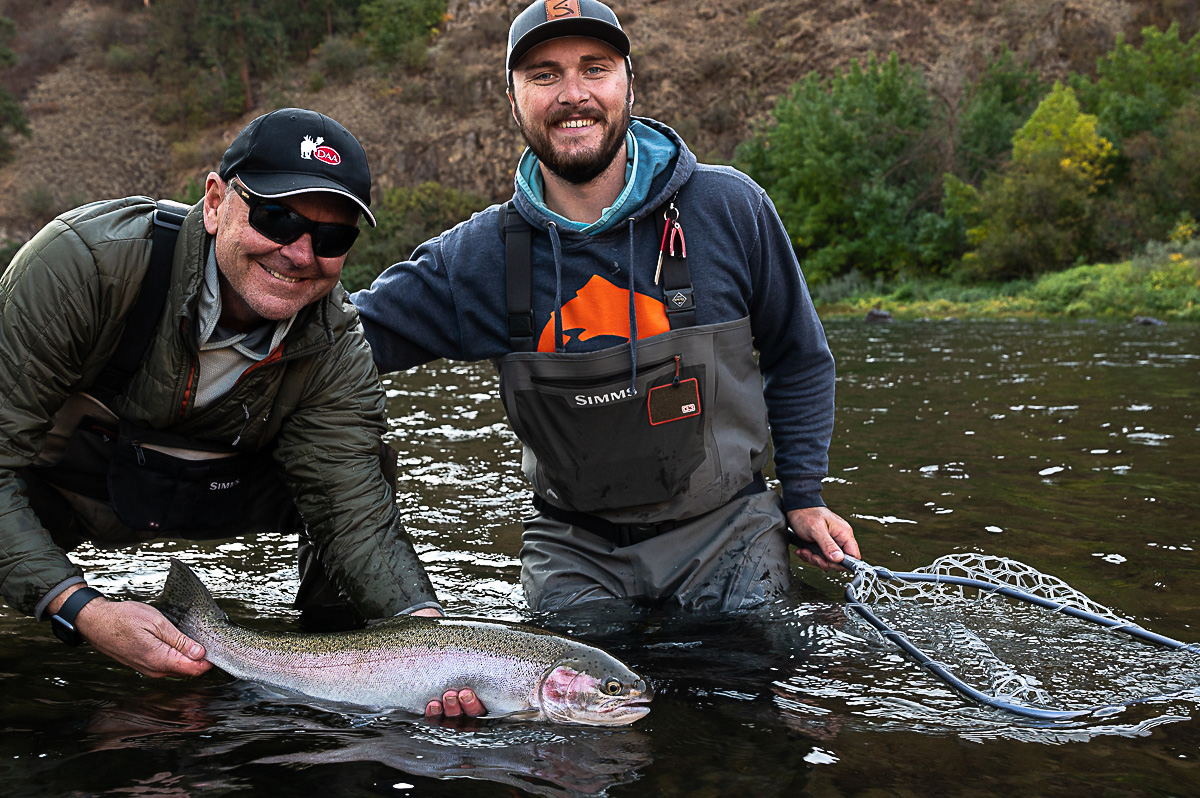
left=232, top=180, right=360, bottom=258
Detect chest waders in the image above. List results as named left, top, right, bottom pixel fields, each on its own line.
left=495, top=201, right=773, bottom=541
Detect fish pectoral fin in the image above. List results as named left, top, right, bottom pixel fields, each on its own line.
left=485, top=708, right=544, bottom=722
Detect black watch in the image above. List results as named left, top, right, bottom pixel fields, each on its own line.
left=50, top=586, right=104, bottom=647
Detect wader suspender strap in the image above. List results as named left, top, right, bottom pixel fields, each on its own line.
left=502, top=202, right=536, bottom=352
left=89, top=200, right=189, bottom=406
left=501, top=198, right=697, bottom=349
left=654, top=196, right=696, bottom=329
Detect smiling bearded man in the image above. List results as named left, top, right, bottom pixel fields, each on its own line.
left=509, top=35, right=633, bottom=186
left=353, top=0, right=860, bottom=719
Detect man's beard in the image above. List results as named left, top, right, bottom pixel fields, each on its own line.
left=515, top=96, right=632, bottom=185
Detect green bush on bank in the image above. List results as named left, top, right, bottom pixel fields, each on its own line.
left=340, top=180, right=488, bottom=292
left=735, top=50, right=1044, bottom=282
left=956, top=83, right=1116, bottom=280
left=735, top=54, right=941, bottom=283
left=743, top=22, right=1200, bottom=307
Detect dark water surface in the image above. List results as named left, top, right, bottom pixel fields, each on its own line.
left=3, top=319, right=1198, bottom=797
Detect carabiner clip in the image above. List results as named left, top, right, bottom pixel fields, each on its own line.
left=655, top=202, right=685, bottom=285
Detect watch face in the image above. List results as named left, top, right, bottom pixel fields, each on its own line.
left=51, top=615, right=83, bottom=647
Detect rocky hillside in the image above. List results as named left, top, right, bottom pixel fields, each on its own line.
left=0, top=0, right=1192, bottom=241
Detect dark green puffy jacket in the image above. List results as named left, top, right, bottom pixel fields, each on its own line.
left=0, top=196, right=437, bottom=617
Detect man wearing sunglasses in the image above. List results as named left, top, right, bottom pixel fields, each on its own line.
left=0, top=109, right=450, bottom=691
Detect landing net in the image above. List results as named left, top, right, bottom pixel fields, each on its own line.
left=840, top=552, right=1200, bottom=720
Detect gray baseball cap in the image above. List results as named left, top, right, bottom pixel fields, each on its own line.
left=506, top=0, right=630, bottom=78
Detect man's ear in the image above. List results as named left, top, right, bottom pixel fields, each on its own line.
left=202, top=173, right=225, bottom=235
left=508, top=87, right=519, bottom=125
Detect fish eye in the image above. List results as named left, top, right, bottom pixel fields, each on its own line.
left=603, top=678, right=623, bottom=695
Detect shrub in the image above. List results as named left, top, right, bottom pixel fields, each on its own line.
left=963, top=84, right=1115, bottom=280
left=0, top=15, right=30, bottom=163
left=317, top=34, right=369, bottom=85
left=1026, top=256, right=1200, bottom=318
left=359, top=0, right=446, bottom=68
left=1071, top=23, right=1200, bottom=142
left=734, top=53, right=941, bottom=282
left=341, top=181, right=488, bottom=292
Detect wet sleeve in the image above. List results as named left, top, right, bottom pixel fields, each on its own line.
left=0, top=221, right=125, bottom=615
left=272, top=308, right=439, bottom=618
left=745, top=188, right=836, bottom=511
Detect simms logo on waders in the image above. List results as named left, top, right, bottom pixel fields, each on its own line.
left=574, top=388, right=634, bottom=406
left=210, top=479, right=241, bottom=491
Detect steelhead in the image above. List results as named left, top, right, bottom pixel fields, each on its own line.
left=157, top=559, right=651, bottom=725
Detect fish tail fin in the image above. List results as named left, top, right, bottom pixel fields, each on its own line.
left=158, top=558, right=226, bottom=627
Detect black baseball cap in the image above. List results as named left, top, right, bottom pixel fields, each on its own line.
left=219, top=108, right=376, bottom=227
left=506, top=0, right=630, bottom=78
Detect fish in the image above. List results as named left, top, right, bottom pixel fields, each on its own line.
left=157, top=559, right=651, bottom=726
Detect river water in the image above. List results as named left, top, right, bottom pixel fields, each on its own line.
left=2, top=319, right=1198, bottom=797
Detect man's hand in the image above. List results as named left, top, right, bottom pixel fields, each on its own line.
left=66, top=591, right=212, bottom=678
left=425, top=688, right=486, bottom=720
left=788, top=506, right=860, bottom=570
left=406, top=606, right=488, bottom=719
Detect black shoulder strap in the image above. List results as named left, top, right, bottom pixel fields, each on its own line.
left=90, top=200, right=189, bottom=406
left=501, top=202, right=536, bottom=352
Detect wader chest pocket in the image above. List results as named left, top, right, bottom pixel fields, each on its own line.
left=513, top=359, right=707, bottom=511
left=107, top=421, right=256, bottom=532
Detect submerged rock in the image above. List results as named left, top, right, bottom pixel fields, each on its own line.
left=1134, top=316, right=1167, bottom=326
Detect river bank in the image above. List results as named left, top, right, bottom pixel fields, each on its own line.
left=816, top=247, right=1200, bottom=322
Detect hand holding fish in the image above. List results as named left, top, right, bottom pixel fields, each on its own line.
left=426, top=687, right=486, bottom=719
left=62, top=591, right=213, bottom=678
left=406, top=606, right=488, bottom=718
left=788, top=506, right=859, bottom=571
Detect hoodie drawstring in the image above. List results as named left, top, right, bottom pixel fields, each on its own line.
left=545, top=218, right=642, bottom=395
left=626, top=217, right=639, bottom=395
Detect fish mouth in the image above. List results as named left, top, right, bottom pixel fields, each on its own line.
left=589, top=692, right=652, bottom=726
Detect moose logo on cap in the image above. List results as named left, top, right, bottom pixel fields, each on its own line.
left=546, top=0, right=581, bottom=20
left=300, top=135, right=342, bottom=165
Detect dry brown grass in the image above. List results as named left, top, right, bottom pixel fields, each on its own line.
left=0, top=0, right=1183, bottom=239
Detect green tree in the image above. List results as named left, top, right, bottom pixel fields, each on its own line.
left=0, top=15, right=31, bottom=163
left=735, top=53, right=941, bottom=282
left=962, top=84, right=1115, bottom=280
left=134, top=1, right=363, bottom=126
left=359, top=0, right=446, bottom=68
left=955, top=48, right=1046, bottom=181
left=1071, top=23, right=1200, bottom=142
left=1064, top=24, right=1200, bottom=256
left=341, top=181, right=487, bottom=291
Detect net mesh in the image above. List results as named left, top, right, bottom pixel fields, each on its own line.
left=848, top=553, right=1125, bottom=618
left=841, top=553, right=1200, bottom=713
